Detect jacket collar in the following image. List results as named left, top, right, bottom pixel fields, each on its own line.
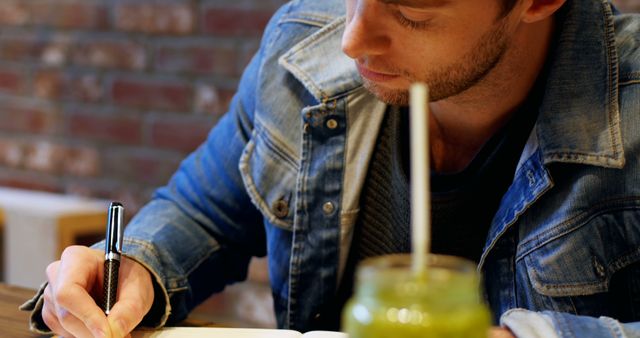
left=535, top=0, right=624, bottom=168
left=279, top=17, right=362, bottom=101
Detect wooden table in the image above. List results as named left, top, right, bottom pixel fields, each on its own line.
left=0, top=283, right=46, bottom=337
left=0, top=281, right=275, bottom=337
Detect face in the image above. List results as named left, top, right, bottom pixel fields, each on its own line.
left=342, top=0, right=517, bottom=105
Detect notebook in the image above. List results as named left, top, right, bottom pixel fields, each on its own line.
left=132, top=327, right=348, bottom=338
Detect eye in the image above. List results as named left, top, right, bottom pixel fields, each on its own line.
left=394, top=7, right=432, bottom=30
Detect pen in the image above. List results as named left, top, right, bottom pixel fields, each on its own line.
left=102, top=202, right=124, bottom=314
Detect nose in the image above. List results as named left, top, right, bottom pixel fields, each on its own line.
left=341, top=2, right=391, bottom=60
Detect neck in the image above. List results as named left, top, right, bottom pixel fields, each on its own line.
left=429, top=17, right=555, bottom=173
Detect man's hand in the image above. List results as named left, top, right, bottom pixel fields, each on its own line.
left=490, top=327, right=516, bottom=338
left=42, top=246, right=154, bottom=338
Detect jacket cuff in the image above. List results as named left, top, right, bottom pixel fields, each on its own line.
left=122, top=251, right=172, bottom=328
left=501, top=308, right=640, bottom=338
left=19, top=281, right=53, bottom=335
left=500, top=308, right=558, bottom=338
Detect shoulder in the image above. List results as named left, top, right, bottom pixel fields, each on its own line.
left=614, top=13, right=640, bottom=83
left=256, top=0, right=346, bottom=74
left=280, top=0, right=346, bottom=26
left=262, top=0, right=345, bottom=43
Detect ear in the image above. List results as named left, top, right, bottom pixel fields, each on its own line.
left=519, top=0, right=567, bottom=23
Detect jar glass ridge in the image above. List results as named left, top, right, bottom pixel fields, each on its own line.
left=342, top=254, right=491, bottom=338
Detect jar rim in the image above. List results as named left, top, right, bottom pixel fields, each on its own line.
left=356, top=254, right=477, bottom=280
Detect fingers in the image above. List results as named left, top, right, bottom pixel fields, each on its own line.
left=44, top=246, right=111, bottom=338
left=107, top=258, right=155, bottom=337
left=489, top=327, right=516, bottom=338
left=42, top=286, right=73, bottom=338
left=54, top=283, right=109, bottom=338
left=54, top=247, right=110, bottom=338
left=42, top=246, right=155, bottom=338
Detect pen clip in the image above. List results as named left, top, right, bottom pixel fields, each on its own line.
left=105, top=202, right=124, bottom=261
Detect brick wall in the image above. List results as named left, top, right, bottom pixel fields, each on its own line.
left=0, top=0, right=286, bottom=212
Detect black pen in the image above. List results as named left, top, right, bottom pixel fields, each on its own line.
left=102, top=202, right=124, bottom=314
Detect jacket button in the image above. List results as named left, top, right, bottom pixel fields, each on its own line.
left=272, top=199, right=289, bottom=218
left=322, top=201, right=335, bottom=215
left=326, top=118, right=338, bottom=130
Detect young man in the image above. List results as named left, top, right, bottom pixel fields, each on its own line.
left=23, top=0, right=640, bottom=337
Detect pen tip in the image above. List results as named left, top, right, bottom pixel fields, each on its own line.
left=110, top=201, right=123, bottom=208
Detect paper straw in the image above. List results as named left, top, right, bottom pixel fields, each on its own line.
left=410, top=83, right=431, bottom=275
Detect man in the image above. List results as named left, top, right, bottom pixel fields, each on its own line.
left=22, top=0, right=640, bottom=337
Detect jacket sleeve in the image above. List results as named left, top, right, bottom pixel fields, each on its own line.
left=501, top=309, right=640, bottom=338
left=22, top=3, right=293, bottom=333
left=119, top=4, right=293, bottom=326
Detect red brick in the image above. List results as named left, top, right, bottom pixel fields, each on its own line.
left=115, top=3, right=195, bottom=35
left=65, top=183, right=149, bottom=216
left=0, top=175, right=59, bottom=193
left=149, top=116, right=215, bottom=152
left=0, top=1, right=29, bottom=26
left=72, top=40, right=146, bottom=70
left=30, top=2, right=109, bottom=30
left=0, top=103, right=59, bottom=133
left=69, top=74, right=104, bottom=102
left=218, top=88, right=237, bottom=112
left=194, top=83, right=221, bottom=114
left=34, top=71, right=103, bottom=102
left=62, top=146, right=101, bottom=177
left=103, top=150, right=181, bottom=186
left=111, top=78, right=193, bottom=111
left=0, top=37, right=41, bottom=61
left=239, top=41, right=260, bottom=74
left=34, top=70, right=66, bottom=99
left=40, top=39, right=71, bottom=66
left=22, top=141, right=66, bottom=173
left=154, top=44, right=237, bottom=76
left=202, top=8, right=274, bottom=36
left=0, top=68, right=24, bottom=94
left=1, top=36, right=72, bottom=66
left=68, top=112, right=143, bottom=145
left=0, top=138, right=25, bottom=168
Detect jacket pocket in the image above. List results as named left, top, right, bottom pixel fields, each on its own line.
left=239, top=124, right=298, bottom=231
left=520, top=206, right=640, bottom=298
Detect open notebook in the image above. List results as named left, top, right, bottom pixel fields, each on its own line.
left=132, top=327, right=348, bottom=338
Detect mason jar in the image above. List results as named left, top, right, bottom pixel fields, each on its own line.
left=342, top=254, right=490, bottom=338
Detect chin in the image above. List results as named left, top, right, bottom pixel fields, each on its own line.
left=362, top=80, right=410, bottom=106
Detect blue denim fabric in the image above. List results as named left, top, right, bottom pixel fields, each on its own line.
left=118, top=0, right=640, bottom=336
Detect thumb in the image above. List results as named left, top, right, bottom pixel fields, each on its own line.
left=107, top=299, right=148, bottom=338
left=106, top=260, right=154, bottom=337
left=108, top=316, right=126, bottom=338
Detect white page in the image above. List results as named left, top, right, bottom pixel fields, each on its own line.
left=131, top=327, right=348, bottom=338
left=301, top=331, right=348, bottom=338
left=131, top=327, right=302, bottom=338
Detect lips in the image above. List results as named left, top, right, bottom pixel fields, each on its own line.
left=356, top=63, right=400, bottom=82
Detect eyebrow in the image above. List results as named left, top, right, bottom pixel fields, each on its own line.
left=378, top=0, right=451, bottom=8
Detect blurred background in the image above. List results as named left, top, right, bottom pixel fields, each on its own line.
left=0, top=0, right=287, bottom=211
left=0, top=0, right=636, bottom=329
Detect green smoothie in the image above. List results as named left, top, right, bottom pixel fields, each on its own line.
left=342, top=254, right=490, bottom=338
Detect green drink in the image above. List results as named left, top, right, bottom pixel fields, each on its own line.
left=342, top=254, right=490, bottom=338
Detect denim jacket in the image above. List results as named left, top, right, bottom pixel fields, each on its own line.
left=24, top=0, right=640, bottom=337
